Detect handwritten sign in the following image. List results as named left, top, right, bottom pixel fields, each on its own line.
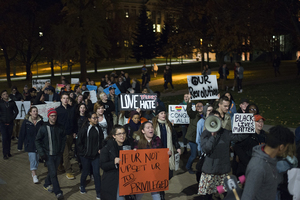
left=35, top=102, right=61, bottom=122
left=90, top=90, right=98, bottom=104
left=232, top=113, right=255, bottom=134
left=187, top=75, right=218, bottom=100
left=119, top=149, right=169, bottom=196
left=119, top=93, right=157, bottom=111
left=32, top=79, right=51, bottom=91
left=86, top=85, right=98, bottom=92
left=71, top=78, right=80, bottom=84
left=103, top=84, right=121, bottom=96
left=15, top=101, right=31, bottom=119
left=168, top=105, right=190, bottom=124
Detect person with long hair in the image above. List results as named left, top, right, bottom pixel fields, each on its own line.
left=77, top=112, right=104, bottom=200
left=133, top=121, right=163, bottom=200
left=124, top=111, right=141, bottom=147
left=94, top=102, right=111, bottom=140
left=18, top=106, right=43, bottom=183
left=100, top=125, right=131, bottom=200
left=83, top=92, right=93, bottom=112
left=75, top=94, right=84, bottom=105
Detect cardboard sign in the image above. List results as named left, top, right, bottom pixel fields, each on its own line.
left=15, top=101, right=31, bottom=119
left=86, top=85, right=98, bottom=92
left=89, top=90, right=98, bottom=104
left=71, top=78, right=80, bottom=84
left=32, top=79, right=51, bottom=91
left=35, top=102, right=61, bottom=122
left=119, top=93, right=157, bottom=111
left=119, top=149, right=169, bottom=196
left=168, top=105, right=190, bottom=124
left=232, top=113, right=255, bottom=134
left=187, top=75, right=218, bottom=100
left=103, top=84, right=121, bottom=95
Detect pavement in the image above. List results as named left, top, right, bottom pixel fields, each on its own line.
left=0, top=139, right=202, bottom=200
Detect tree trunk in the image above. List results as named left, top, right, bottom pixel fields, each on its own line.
left=3, top=48, right=12, bottom=88
left=166, top=56, right=167, bottom=65
left=94, top=58, right=98, bottom=73
left=170, top=56, right=172, bottom=66
left=50, top=58, right=54, bottom=77
left=201, top=51, right=205, bottom=71
left=207, top=50, right=209, bottom=63
left=216, top=52, right=225, bottom=65
left=80, top=38, right=87, bottom=82
left=26, top=47, right=32, bottom=81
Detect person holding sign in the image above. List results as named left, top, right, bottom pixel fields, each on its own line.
left=185, top=94, right=204, bottom=174
left=133, top=121, right=163, bottom=200
left=232, top=114, right=267, bottom=177
left=198, top=111, right=247, bottom=199
left=77, top=112, right=104, bottom=200
left=100, top=125, right=131, bottom=200
left=18, top=106, right=43, bottom=183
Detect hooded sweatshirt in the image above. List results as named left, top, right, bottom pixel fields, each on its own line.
left=241, top=145, right=283, bottom=200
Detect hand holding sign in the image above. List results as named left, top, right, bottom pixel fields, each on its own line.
left=232, top=113, right=255, bottom=134
left=187, top=75, right=218, bottom=100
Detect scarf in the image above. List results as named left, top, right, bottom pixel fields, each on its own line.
left=155, top=119, right=175, bottom=170
left=129, top=119, right=141, bottom=133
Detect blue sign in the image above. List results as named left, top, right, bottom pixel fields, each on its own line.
left=103, top=84, right=121, bottom=95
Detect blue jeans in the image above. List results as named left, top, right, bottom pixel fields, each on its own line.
left=0, top=122, right=14, bottom=155
left=44, top=155, right=62, bottom=195
left=136, top=192, right=161, bottom=200
left=28, top=152, right=39, bottom=171
left=80, top=156, right=101, bottom=196
left=185, top=142, right=197, bottom=170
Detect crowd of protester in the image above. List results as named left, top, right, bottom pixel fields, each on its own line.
left=0, top=64, right=299, bottom=200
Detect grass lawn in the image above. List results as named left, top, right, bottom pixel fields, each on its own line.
left=161, top=79, right=300, bottom=128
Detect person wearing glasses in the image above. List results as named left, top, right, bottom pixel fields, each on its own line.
left=185, top=94, right=204, bottom=174
left=100, top=125, right=131, bottom=200
left=232, top=114, right=266, bottom=177
left=77, top=112, right=104, bottom=200
left=245, top=103, right=260, bottom=115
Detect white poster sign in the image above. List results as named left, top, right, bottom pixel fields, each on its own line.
left=232, top=113, right=255, bottom=134
left=71, top=78, right=80, bottom=84
left=35, top=102, right=61, bottom=122
left=32, top=79, right=51, bottom=91
left=187, top=75, right=218, bottom=100
left=168, top=105, right=190, bottom=124
left=15, top=101, right=31, bottom=119
left=90, top=90, right=98, bottom=104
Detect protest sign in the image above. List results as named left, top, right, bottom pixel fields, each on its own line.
left=103, top=84, right=121, bottom=95
left=56, top=84, right=65, bottom=93
left=232, top=113, right=255, bottom=134
left=35, top=102, right=61, bottom=122
left=119, top=93, right=157, bottom=111
left=89, top=90, right=97, bottom=104
left=71, top=78, right=80, bottom=84
left=119, top=149, right=169, bottom=196
left=187, top=75, right=218, bottom=100
left=32, top=79, right=51, bottom=91
left=168, top=105, right=190, bottom=124
left=86, top=85, right=98, bottom=92
left=15, top=101, right=31, bottom=119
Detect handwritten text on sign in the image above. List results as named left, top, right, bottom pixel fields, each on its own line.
left=187, top=75, right=218, bottom=100
left=119, top=93, right=157, bottom=111
left=168, top=105, right=190, bottom=124
left=15, top=101, right=31, bottom=119
left=119, top=149, right=169, bottom=196
left=232, top=113, right=255, bottom=134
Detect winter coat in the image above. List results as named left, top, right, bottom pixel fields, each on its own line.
left=77, top=124, right=104, bottom=160
left=56, top=104, right=76, bottom=135
left=216, top=108, right=232, bottom=131
left=0, top=98, right=19, bottom=124
left=18, top=115, right=43, bottom=152
left=100, top=139, right=131, bottom=200
left=236, top=66, right=244, bottom=79
left=35, top=122, right=66, bottom=157
left=185, top=101, right=202, bottom=142
left=9, top=92, right=24, bottom=101
left=201, top=128, right=247, bottom=174
left=44, top=93, right=60, bottom=102
left=108, top=94, right=119, bottom=115
left=241, top=145, right=283, bottom=200
left=218, top=66, right=229, bottom=79
left=166, top=68, right=172, bottom=82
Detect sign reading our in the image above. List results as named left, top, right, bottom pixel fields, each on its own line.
left=15, top=101, right=31, bottom=119
left=187, top=75, right=218, bottom=100
left=119, top=149, right=169, bottom=196
left=168, top=105, right=190, bottom=124
left=119, top=93, right=157, bottom=111
left=232, top=113, right=255, bottom=134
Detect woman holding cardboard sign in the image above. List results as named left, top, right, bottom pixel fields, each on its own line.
left=133, top=121, right=163, bottom=200
left=100, top=125, right=131, bottom=200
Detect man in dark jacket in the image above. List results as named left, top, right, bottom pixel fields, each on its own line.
left=164, top=65, right=174, bottom=91
left=241, top=125, right=295, bottom=200
left=35, top=108, right=66, bottom=200
left=0, top=90, right=19, bottom=159
left=44, top=86, right=60, bottom=102
left=55, top=93, right=76, bottom=180
left=218, top=63, right=229, bottom=90
left=9, top=86, right=24, bottom=140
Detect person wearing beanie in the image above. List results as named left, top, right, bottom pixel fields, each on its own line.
left=35, top=108, right=66, bottom=199
left=232, top=114, right=267, bottom=177
left=152, top=106, right=181, bottom=200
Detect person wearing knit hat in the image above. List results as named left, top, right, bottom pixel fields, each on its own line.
left=152, top=105, right=181, bottom=200
left=35, top=107, right=66, bottom=199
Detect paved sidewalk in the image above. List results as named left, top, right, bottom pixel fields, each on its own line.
left=0, top=140, right=201, bottom=200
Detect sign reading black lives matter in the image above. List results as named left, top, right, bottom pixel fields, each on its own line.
left=119, top=93, right=157, bottom=111
left=232, top=113, right=255, bottom=134
left=187, top=75, right=218, bottom=100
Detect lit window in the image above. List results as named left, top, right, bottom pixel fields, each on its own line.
left=124, top=40, right=129, bottom=47
left=147, top=11, right=151, bottom=19
left=153, top=24, right=156, bottom=32
left=157, top=24, right=161, bottom=32
left=39, top=32, right=43, bottom=37
left=125, top=9, right=129, bottom=18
